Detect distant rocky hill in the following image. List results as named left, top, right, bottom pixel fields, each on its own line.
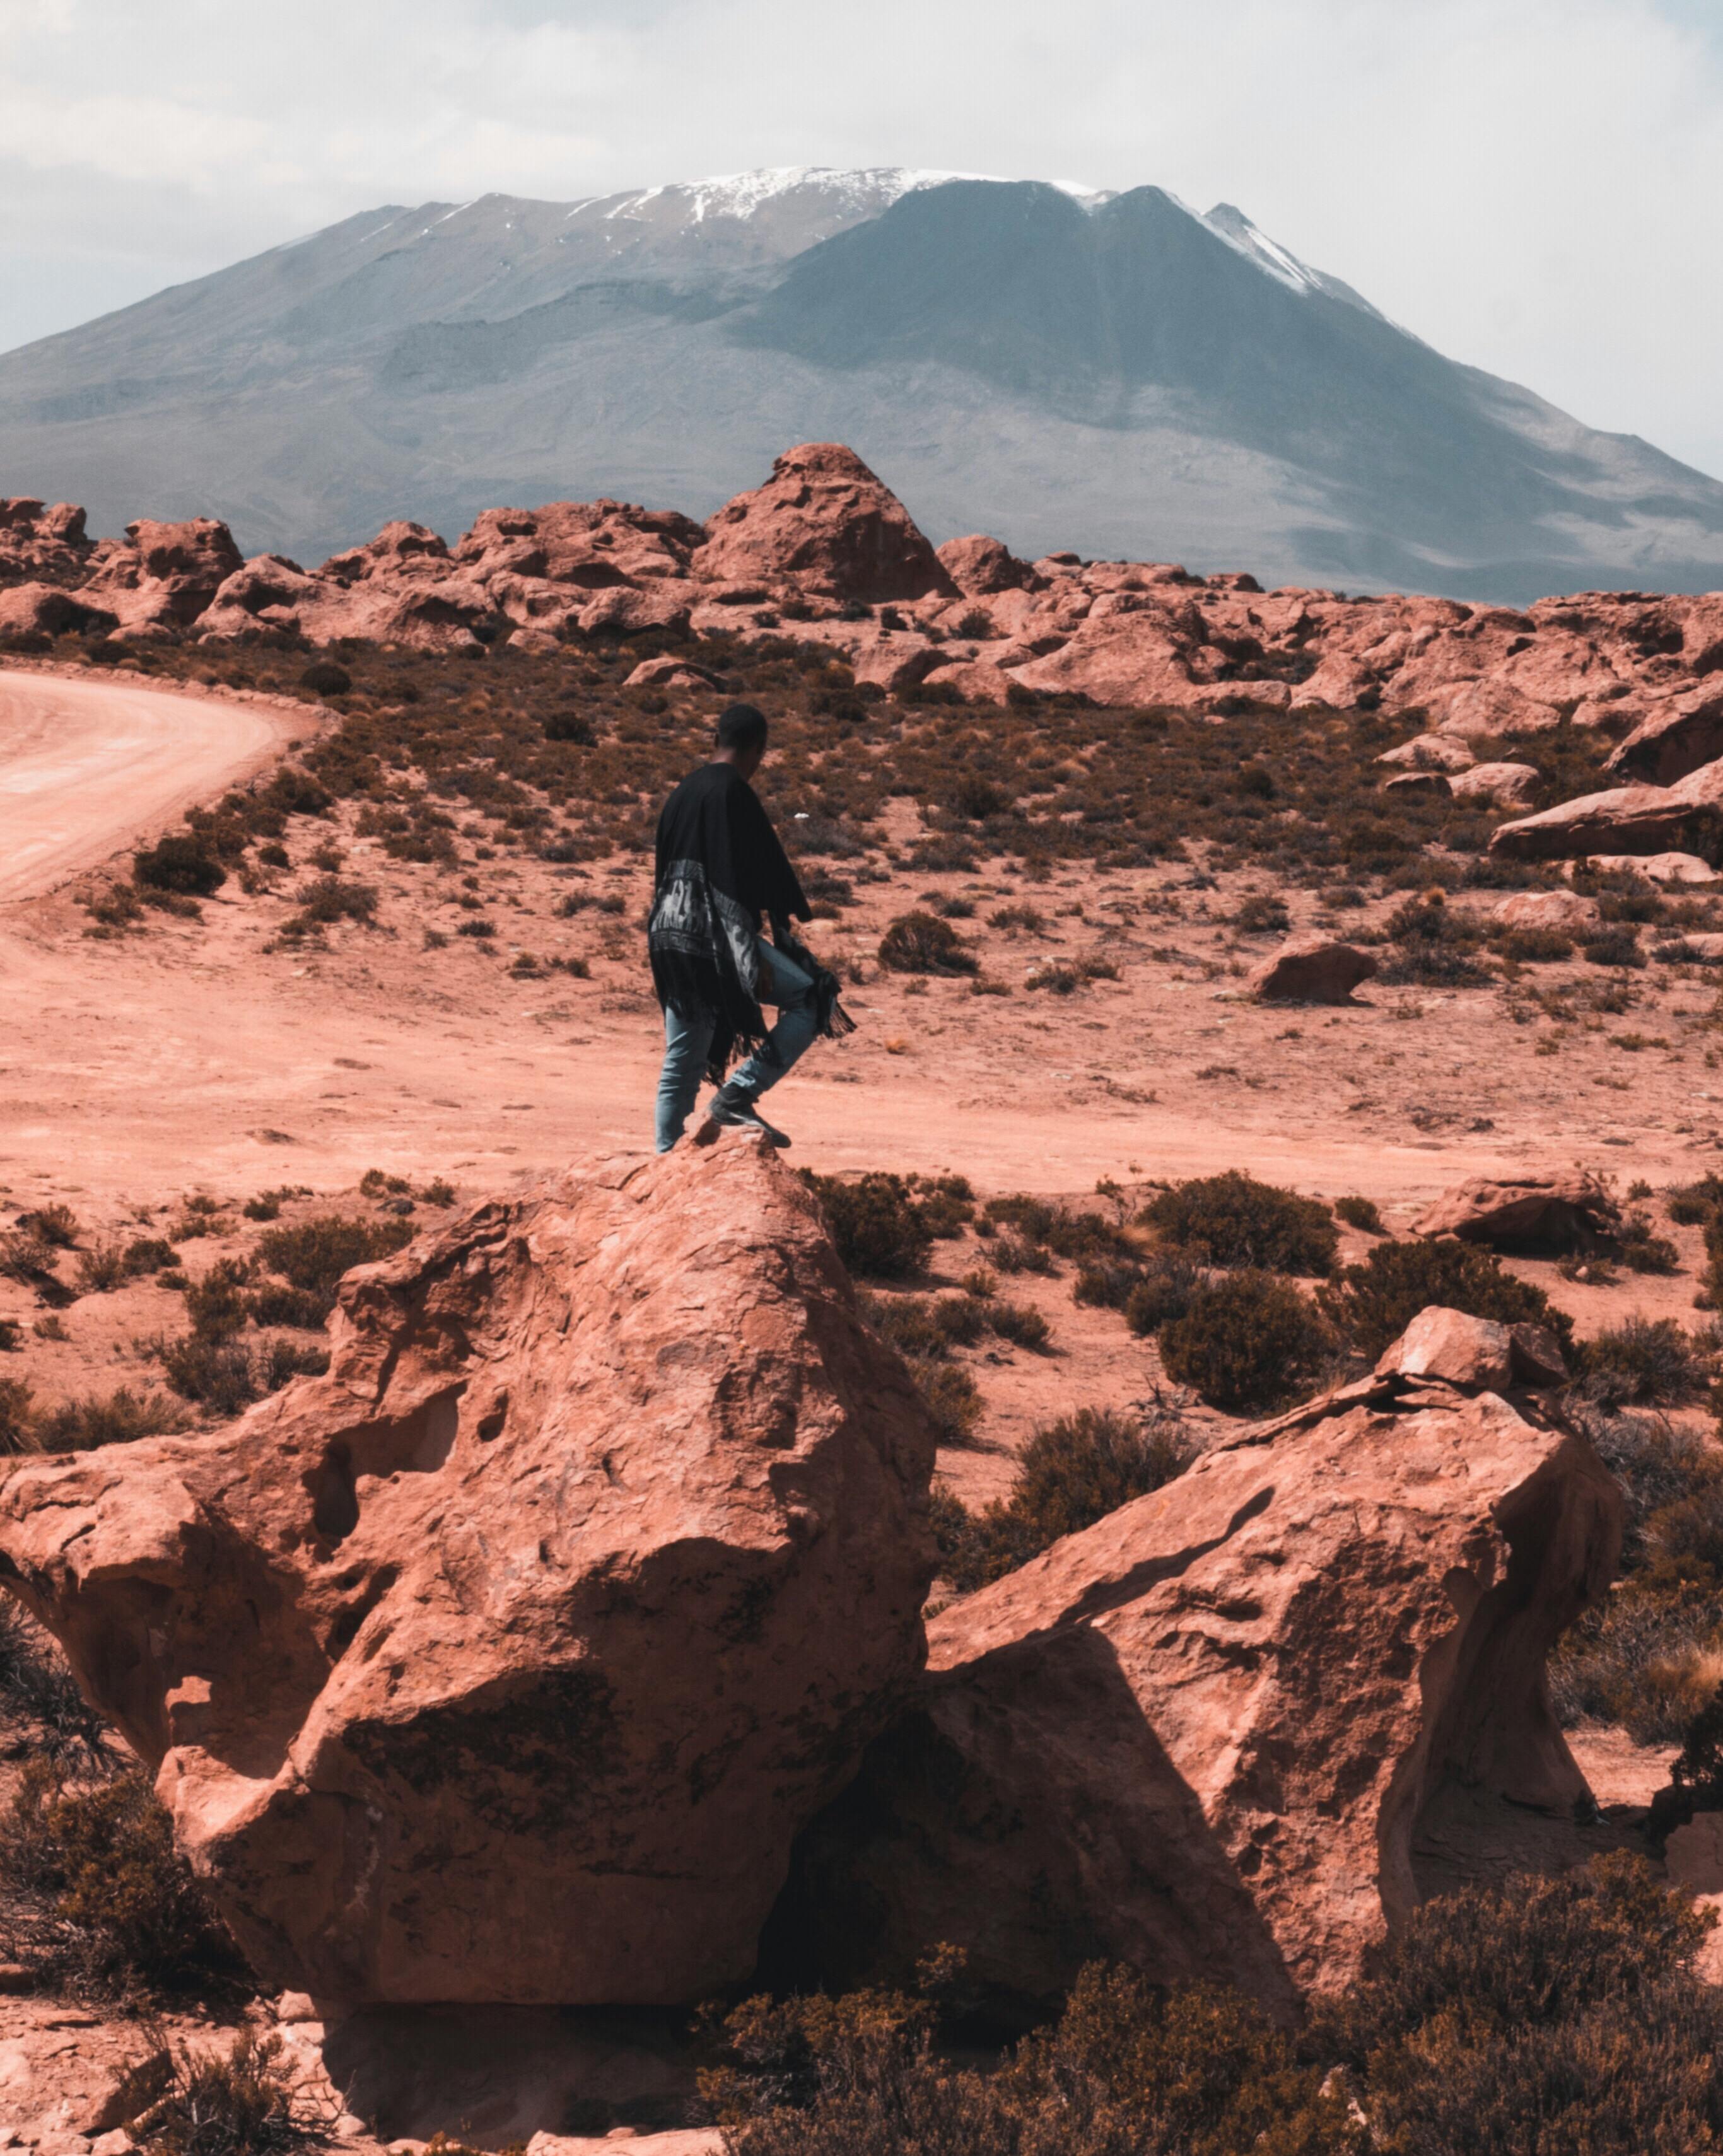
left=1, top=166, right=1720, bottom=603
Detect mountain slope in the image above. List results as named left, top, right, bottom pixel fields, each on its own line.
left=0, top=168, right=1718, bottom=602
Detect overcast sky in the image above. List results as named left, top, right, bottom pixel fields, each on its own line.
left=3, top=0, right=1720, bottom=477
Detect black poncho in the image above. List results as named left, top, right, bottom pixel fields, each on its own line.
left=649, top=762, right=836, bottom=1081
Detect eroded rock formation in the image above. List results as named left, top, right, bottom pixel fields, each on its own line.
left=768, top=1313, right=1622, bottom=2018
left=0, top=1143, right=938, bottom=2008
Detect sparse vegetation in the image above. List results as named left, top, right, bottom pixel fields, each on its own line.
left=1142, top=1169, right=1338, bottom=1276
left=933, top=1407, right=1193, bottom=1593
left=1318, top=1236, right=1576, bottom=1360
left=803, top=1173, right=935, bottom=1280
left=1332, top=1194, right=1386, bottom=1235
left=255, top=1212, right=415, bottom=1307
left=134, top=2027, right=327, bottom=2156
left=1159, top=1271, right=1332, bottom=1409
left=877, top=912, right=979, bottom=976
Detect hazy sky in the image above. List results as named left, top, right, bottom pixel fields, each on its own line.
left=3, top=0, right=1720, bottom=475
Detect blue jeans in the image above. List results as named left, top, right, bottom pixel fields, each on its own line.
left=655, top=941, right=820, bottom=1151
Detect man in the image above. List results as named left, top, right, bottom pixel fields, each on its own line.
left=648, top=702, right=848, bottom=1151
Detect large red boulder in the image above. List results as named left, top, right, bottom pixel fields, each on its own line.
left=0, top=1144, right=937, bottom=2008
left=935, top=533, right=1038, bottom=597
left=1490, top=759, right=1723, bottom=861
left=0, top=580, right=117, bottom=639
left=692, top=443, right=957, bottom=605
left=774, top=1316, right=1622, bottom=2015
left=1411, top=1172, right=1622, bottom=1252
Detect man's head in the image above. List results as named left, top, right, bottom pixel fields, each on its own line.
left=714, top=701, right=769, bottom=781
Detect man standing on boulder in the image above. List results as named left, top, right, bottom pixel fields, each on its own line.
left=649, top=702, right=849, bottom=1151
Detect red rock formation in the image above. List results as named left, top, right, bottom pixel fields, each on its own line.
left=0, top=1143, right=937, bottom=2008
left=1412, top=1173, right=1622, bottom=1252
left=1246, top=936, right=1377, bottom=1004
left=0, top=498, right=91, bottom=587
left=1490, top=760, right=1723, bottom=863
left=773, top=1316, right=1622, bottom=2015
left=457, top=501, right=703, bottom=589
left=0, top=581, right=117, bottom=638
left=935, top=533, right=1039, bottom=596
left=79, top=516, right=244, bottom=634
left=692, top=443, right=957, bottom=603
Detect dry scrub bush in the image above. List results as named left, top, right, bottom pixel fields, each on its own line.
left=132, top=833, right=226, bottom=898
left=136, top=2027, right=327, bottom=2156
left=1331, top=1195, right=1385, bottom=1235
left=877, top=913, right=979, bottom=977
left=1317, top=1237, right=1575, bottom=1361
left=1159, top=1273, right=1332, bottom=1409
left=0, top=1763, right=247, bottom=2001
left=1377, top=890, right=1493, bottom=986
left=1141, top=1171, right=1338, bottom=1277
left=1551, top=1411, right=1723, bottom=1740
left=0, top=1600, right=112, bottom=1771
left=1575, top=1315, right=1705, bottom=1408
left=255, top=1213, right=415, bottom=1307
left=803, top=1174, right=936, bottom=1281
left=933, top=1407, right=1193, bottom=1594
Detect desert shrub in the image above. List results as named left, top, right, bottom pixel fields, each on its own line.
left=1582, top=924, right=1646, bottom=968
left=1550, top=1411, right=1723, bottom=1740
left=1617, top=1212, right=1681, bottom=1273
left=877, top=912, right=978, bottom=976
left=1497, top=926, right=1575, bottom=962
left=989, top=1234, right=1055, bottom=1276
left=862, top=1293, right=986, bottom=1360
left=0, top=1376, right=33, bottom=1454
left=906, top=1172, right=975, bottom=1238
left=153, top=1335, right=265, bottom=1414
left=1231, top=890, right=1289, bottom=934
left=299, top=658, right=351, bottom=697
left=0, top=1601, right=112, bottom=1770
left=1317, top=1856, right=1723, bottom=2156
left=908, top=1361, right=981, bottom=1447
left=246, top=1282, right=330, bottom=1330
left=1378, top=890, right=1492, bottom=986
left=183, top=1259, right=254, bottom=1341
left=935, top=1408, right=1194, bottom=1594
left=124, top=1236, right=180, bottom=1275
left=1142, top=1170, right=1338, bottom=1276
left=1668, top=1174, right=1723, bottom=1227
left=133, top=833, right=226, bottom=897
left=1160, top=1272, right=1331, bottom=1409
left=986, top=1300, right=1052, bottom=1351
left=1317, top=1236, right=1575, bottom=1360
left=21, top=1204, right=79, bottom=1249
left=0, top=1763, right=247, bottom=2000
left=256, top=1213, right=414, bottom=1302
left=31, top=1387, right=185, bottom=1452
left=291, top=873, right=378, bottom=925
left=1576, top=1316, right=1704, bottom=1407
left=1332, top=1194, right=1386, bottom=1234
left=135, top=2027, right=325, bottom=2156
left=803, top=1173, right=935, bottom=1280
left=708, top=1959, right=1355, bottom=2156
left=1123, top=1247, right=1205, bottom=1335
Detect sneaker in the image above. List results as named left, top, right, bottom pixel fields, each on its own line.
left=696, top=1092, right=791, bottom=1148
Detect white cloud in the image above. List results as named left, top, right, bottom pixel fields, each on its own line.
left=1, top=0, right=1720, bottom=476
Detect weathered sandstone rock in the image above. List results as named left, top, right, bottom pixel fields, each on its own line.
left=1492, top=889, right=1597, bottom=935
left=81, top=516, right=244, bottom=633
left=1448, top=760, right=1542, bottom=809
left=774, top=1322, right=1621, bottom=2013
left=0, top=581, right=117, bottom=639
left=0, top=498, right=92, bottom=586
left=1246, top=935, right=1377, bottom=1004
left=1605, top=689, right=1723, bottom=786
left=1413, top=1172, right=1621, bottom=1252
left=1377, top=732, right=1478, bottom=774
left=457, top=501, right=703, bottom=589
left=1569, top=849, right=1716, bottom=884
left=1376, top=1305, right=1567, bottom=1391
left=693, top=443, right=955, bottom=603
left=0, top=1143, right=937, bottom=2008
left=1490, top=759, right=1723, bottom=863
left=935, top=533, right=1039, bottom=595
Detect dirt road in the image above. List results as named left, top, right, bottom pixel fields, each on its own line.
left=0, top=667, right=308, bottom=902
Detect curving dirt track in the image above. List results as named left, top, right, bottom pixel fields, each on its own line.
left=0, top=668, right=307, bottom=901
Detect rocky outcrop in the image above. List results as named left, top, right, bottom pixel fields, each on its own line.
left=11, top=448, right=1723, bottom=728
left=0, top=1143, right=937, bottom=2008
left=0, top=581, right=117, bottom=639
left=771, top=1310, right=1622, bottom=2015
left=1492, top=889, right=1597, bottom=935
left=0, top=498, right=92, bottom=588
left=1448, top=760, right=1542, bottom=809
left=1246, top=936, right=1377, bottom=1004
left=1412, top=1172, right=1622, bottom=1252
left=692, top=443, right=957, bottom=603
left=1490, top=759, right=1723, bottom=863
left=79, top=516, right=245, bottom=636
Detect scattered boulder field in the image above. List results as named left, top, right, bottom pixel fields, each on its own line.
left=8, top=438, right=1723, bottom=877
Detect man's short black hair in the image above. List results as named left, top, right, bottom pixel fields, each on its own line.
left=716, top=702, right=769, bottom=754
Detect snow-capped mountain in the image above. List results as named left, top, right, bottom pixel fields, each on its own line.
left=0, top=166, right=1719, bottom=600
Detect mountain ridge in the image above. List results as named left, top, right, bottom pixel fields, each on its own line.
left=0, top=165, right=1718, bottom=603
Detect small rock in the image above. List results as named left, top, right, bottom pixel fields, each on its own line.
left=272, top=1991, right=318, bottom=2024
left=1246, top=935, right=1377, bottom=1005
left=90, top=2135, right=133, bottom=2156
left=1448, top=759, right=1541, bottom=809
